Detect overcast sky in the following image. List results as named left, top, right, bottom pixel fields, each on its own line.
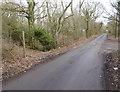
left=16, top=0, right=115, bottom=25
left=18, top=0, right=112, bottom=11
left=52, top=0, right=112, bottom=24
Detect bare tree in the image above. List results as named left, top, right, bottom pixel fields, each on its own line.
left=82, top=2, right=103, bottom=38
left=106, top=0, right=120, bottom=37
left=79, top=0, right=85, bottom=15
left=57, top=1, right=72, bottom=35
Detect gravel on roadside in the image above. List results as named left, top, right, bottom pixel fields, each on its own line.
left=102, top=38, right=120, bottom=90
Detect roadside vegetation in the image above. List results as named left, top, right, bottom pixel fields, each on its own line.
left=104, top=50, right=120, bottom=90
left=2, top=0, right=105, bottom=54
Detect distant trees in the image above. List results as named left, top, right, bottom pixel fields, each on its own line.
left=105, top=0, right=120, bottom=38
left=82, top=2, right=104, bottom=38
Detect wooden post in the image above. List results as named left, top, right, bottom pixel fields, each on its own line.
left=22, top=31, right=26, bottom=58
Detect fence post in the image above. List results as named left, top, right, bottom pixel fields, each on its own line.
left=22, top=31, right=26, bottom=58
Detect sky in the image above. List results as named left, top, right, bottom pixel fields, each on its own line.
left=17, top=0, right=112, bottom=11
left=46, top=0, right=114, bottom=25
left=15, top=0, right=115, bottom=25
left=56, top=0, right=112, bottom=24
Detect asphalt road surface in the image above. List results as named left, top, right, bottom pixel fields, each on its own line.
left=3, top=34, right=107, bottom=90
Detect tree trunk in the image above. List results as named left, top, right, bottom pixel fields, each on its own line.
left=26, top=0, right=35, bottom=49
left=115, top=15, right=117, bottom=38
left=118, top=1, right=120, bottom=38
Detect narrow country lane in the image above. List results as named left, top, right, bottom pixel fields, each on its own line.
left=3, top=34, right=107, bottom=90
